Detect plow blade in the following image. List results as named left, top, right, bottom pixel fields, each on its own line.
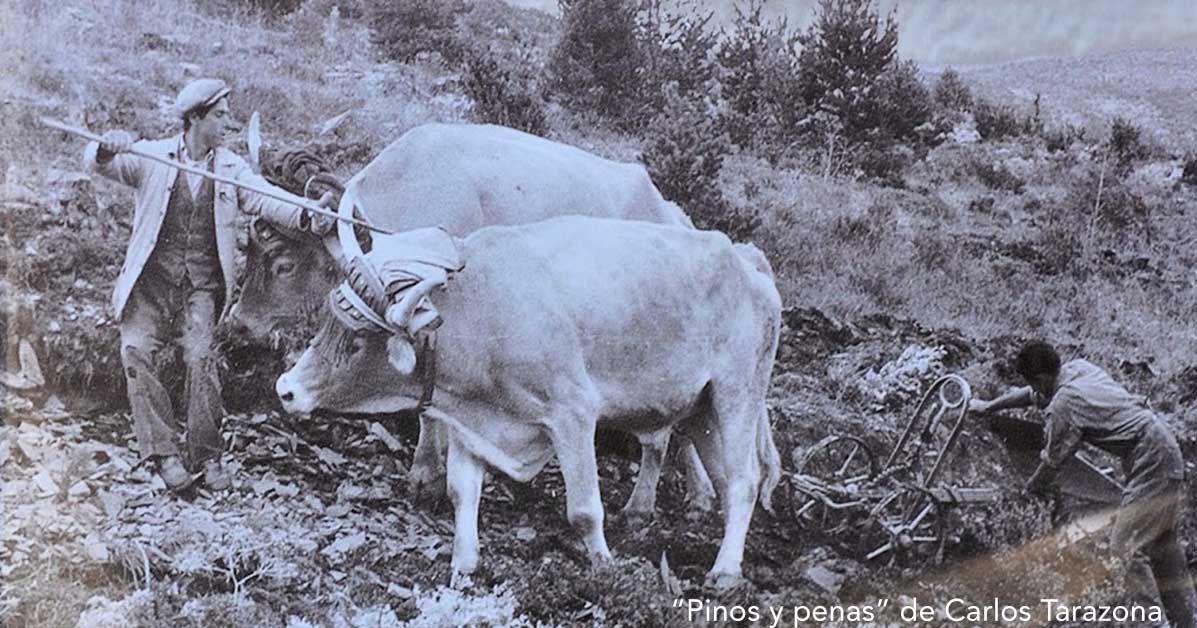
left=987, top=414, right=1124, bottom=505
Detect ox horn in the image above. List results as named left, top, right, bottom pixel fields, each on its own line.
left=383, top=272, right=447, bottom=336
left=331, top=183, right=366, bottom=270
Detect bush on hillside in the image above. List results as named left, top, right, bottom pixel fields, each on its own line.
left=971, top=159, right=1025, bottom=194
left=933, top=68, right=973, bottom=112
left=856, top=143, right=912, bottom=188
left=1068, top=168, right=1151, bottom=237
left=1042, top=123, right=1087, bottom=153
left=640, top=89, right=759, bottom=239
left=1181, top=153, right=1197, bottom=187
left=1107, top=117, right=1153, bottom=170
left=796, top=0, right=898, bottom=145
left=873, top=59, right=933, bottom=144
left=714, top=1, right=803, bottom=153
left=200, top=0, right=303, bottom=17
left=636, top=0, right=721, bottom=119
left=973, top=98, right=1030, bottom=141
left=367, top=0, right=470, bottom=65
left=461, top=47, right=548, bottom=136
left=547, top=0, right=647, bottom=125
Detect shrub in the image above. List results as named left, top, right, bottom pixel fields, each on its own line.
left=1107, top=116, right=1152, bottom=169
left=199, top=0, right=304, bottom=18
left=973, top=99, right=1029, bottom=141
left=971, top=159, right=1025, bottom=194
left=1181, top=152, right=1197, bottom=187
left=933, top=68, right=973, bottom=112
left=640, top=89, right=759, bottom=239
left=856, top=143, right=911, bottom=188
left=796, top=0, right=899, bottom=145
left=1042, top=123, right=1087, bottom=153
left=367, top=0, right=470, bottom=65
left=873, top=59, right=933, bottom=143
left=714, top=0, right=802, bottom=152
left=461, top=47, right=548, bottom=136
left=1058, top=167, right=1151, bottom=244
left=548, top=0, right=647, bottom=124
left=638, top=0, right=720, bottom=105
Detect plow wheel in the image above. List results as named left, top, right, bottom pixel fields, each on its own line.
left=860, top=488, right=945, bottom=565
left=791, top=435, right=877, bottom=531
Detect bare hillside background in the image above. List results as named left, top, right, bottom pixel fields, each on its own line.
left=2, top=0, right=1195, bottom=626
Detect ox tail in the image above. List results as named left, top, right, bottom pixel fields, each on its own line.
left=756, top=405, right=782, bottom=514
left=421, top=407, right=533, bottom=481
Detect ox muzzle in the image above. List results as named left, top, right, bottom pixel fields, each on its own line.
left=275, top=368, right=317, bottom=415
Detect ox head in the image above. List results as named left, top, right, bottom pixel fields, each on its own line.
left=275, top=250, right=430, bottom=415
left=230, top=219, right=341, bottom=343
left=230, top=180, right=362, bottom=344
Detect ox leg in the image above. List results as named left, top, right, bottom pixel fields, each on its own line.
left=687, top=396, right=762, bottom=589
left=409, top=415, right=448, bottom=501
left=548, top=411, right=612, bottom=565
left=678, top=436, right=715, bottom=515
left=445, top=432, right=485, bottom=581
left=620, top=429, right=670, bottom=521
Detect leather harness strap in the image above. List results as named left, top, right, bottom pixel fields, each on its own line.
left=414, top=332, right=438, bottom=414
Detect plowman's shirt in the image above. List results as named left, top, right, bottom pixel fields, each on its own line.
left=1041, top=359, right=1185, bottom=498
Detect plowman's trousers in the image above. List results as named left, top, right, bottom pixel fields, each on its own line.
left=118, top=272, right=223, bottom=467
left=1111, top=480, right=1197, bottom=628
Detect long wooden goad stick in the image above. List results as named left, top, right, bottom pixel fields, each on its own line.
left=40, top=117, right=394, bottom=235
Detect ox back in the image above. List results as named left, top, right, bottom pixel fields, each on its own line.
left=233, top=122, right=687, bottom=344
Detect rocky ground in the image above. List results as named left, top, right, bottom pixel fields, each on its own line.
left=4, top=296, right=1194, bottom=626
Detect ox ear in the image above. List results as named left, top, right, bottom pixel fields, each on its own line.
left=386, top=335, right=417, bottom=376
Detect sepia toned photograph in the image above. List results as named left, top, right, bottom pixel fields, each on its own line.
left=1, top=0, right=1195, bottom=625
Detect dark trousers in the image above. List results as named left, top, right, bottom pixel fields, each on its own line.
left=119, top=271, right=224, bottom=466
left=1111, top=480, right=1197, bottom=628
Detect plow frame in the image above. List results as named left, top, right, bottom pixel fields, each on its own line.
left=789, top=374, right=999, bottom=564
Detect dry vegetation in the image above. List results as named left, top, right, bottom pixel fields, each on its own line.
left=2, top=0, right=1195, bottom=626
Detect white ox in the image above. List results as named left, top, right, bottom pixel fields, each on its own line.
left=236, top=122, right=712, bottom=512
left=276, top=216, right=783, bottom=587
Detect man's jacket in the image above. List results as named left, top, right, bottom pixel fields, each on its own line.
left=83, top=135, right=308, bottom=322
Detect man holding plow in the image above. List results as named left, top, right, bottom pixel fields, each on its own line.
left=972, top=340, right=1196, bottom=627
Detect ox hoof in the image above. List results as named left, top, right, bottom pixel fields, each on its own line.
left=704, top=571, right=745, bottom=591
left=450, top=559, right=478, bottom=588
left=588, top=549, right=614, bottom=568
left=449, top=570, right=475, bottom=590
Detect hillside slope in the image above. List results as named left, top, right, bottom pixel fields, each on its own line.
left=946, top=46, right=1197, bottom=151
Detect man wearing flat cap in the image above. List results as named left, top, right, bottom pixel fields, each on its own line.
left=84, top=78, right=334, bottom=491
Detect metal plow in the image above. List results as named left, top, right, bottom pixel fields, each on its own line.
left=788, top=374, right=998, bottom=565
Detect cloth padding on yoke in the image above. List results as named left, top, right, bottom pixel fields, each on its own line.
left=329, top=226, right=463, bottom=337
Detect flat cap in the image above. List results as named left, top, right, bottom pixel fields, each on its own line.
left=174, top=78, right=231, bottom=117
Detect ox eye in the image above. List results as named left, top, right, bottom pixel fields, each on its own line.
left=273, top=261, right=296, bottom=277
left=347, top=334, right=366, bottom=356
